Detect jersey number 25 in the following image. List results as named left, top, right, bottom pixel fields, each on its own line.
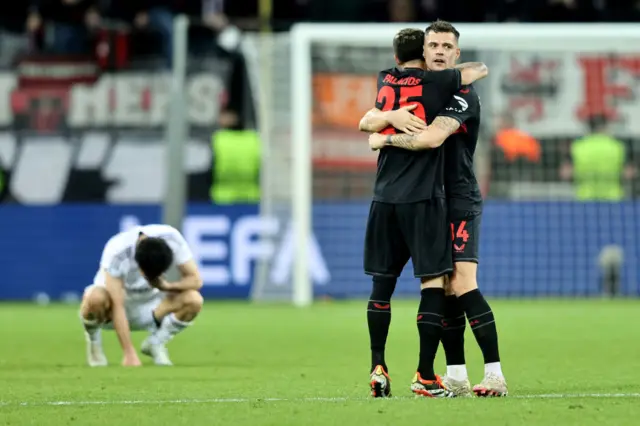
left=376, top=85, right=427, bottom=135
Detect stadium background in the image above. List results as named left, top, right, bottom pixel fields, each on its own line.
left=0, top=0, right=639, bottom=301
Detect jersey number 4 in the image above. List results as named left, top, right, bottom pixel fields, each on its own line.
left=376, top=85, right=427, bottom=135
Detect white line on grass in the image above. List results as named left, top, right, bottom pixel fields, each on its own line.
left=1, top=393, right=640, bottom=407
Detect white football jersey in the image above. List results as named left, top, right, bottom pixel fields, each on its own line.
left=94, top=224, right=193, bottom=298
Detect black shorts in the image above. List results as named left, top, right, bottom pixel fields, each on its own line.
left=364, top=199, right=453, bottom=279
left=450, top=212, right=481, bottom=263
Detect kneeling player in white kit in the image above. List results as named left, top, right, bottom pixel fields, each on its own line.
left=80, top=224, right=204, bottom=367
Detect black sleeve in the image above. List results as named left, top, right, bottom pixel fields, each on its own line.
left=437, top=87, right=479, bottom=124
left=432, top=68, right=461, bottom=96
left=374, top=71, right=386, bottom=109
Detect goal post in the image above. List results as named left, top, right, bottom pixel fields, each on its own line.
left=249, top=23, right=640, bottom=304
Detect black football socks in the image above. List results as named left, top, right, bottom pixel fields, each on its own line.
left=458, top=289, right=500, bottom=364
left=416, top=287, right=445, bottom=380
left=441, top=295, right=467, bottom=366
left=367, top=276, right=396, bottom=372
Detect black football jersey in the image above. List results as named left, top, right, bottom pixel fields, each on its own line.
left=438, top=84, right=483, bottom=213
left=372, top=67, right=461, bottom=203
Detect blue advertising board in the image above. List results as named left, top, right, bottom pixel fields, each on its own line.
left=0, top=202, right=638, bottom=300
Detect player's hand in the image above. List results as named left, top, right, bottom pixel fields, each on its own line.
left=148, top=277, right=172, bottom=291
left=369, top=133, right=387, bottom=151
left=386, top=105, right=426, bottom=134
left=122, top=352, right=142, bottom=367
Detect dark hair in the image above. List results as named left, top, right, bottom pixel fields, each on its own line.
left=135, top=237, right=174, bottom=281
left=588, top=115, right=608, bottom=133
left=425, top=19, right=460, bottom=41
left=393, top=28, right=425, bottom=64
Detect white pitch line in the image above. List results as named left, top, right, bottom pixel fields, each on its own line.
left=1, top=393, right=640, bottom=407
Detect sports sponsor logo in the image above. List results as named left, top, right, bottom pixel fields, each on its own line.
left=445, top=94, right=469, bottom=113
left=121, top=214, right=331, bottom=287
left=453, top=95, right=468, bottom=111
left=0, top=73, right=226, bottom=131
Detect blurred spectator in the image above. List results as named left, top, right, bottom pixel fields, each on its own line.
left=560, top=116, right=635, bottom=200
left=272, top=0, right=307, bottom=30
left=219, top=51, right=253, bottom=130
left=494, top=112, right=541, bottom=163
left=105, top=0, right=175, bottom=67
left=388, top=0, right=417, bottom=22
left=28, top=0, right=101, bottom=54
left=307, top=0, right=372, bottom=22
left=486, top=0, right=532, bottom=21
left=0, top=3, right=31, bottom=34
left=133, top=1, right=174, bottom=67
left=0, top=3, right=31, bottom=66
left=528, top=0, right=598, bottom=22
left=181, top=0, right=236, bottom=55
left=413, top=0, right=438, bottom=21
left=434, top=0, right=489, bottom=22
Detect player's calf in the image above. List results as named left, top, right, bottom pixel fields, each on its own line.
left=367, top=276, right=396, bottom=397
left=450, top=262, right=507, bottom=396
left=415, top=276, right=445, bottom=383
left=79, top=286, right=111, bottom=367
left=142, top=290, right=204, bottom=365
left=440, top=280, right=471, bottom=396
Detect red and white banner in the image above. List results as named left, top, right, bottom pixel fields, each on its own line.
left=489, top=53, right=640, bottom=137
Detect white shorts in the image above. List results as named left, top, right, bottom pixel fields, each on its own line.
left=83, top=284, right=166, bottom=331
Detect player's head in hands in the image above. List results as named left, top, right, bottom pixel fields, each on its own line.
left=135, top=234, right=174, bottom=282
left=424, top=20, right=460, bottom=71
left=393, top=28, right=426, bottom=67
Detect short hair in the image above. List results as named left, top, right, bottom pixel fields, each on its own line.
left=393, top=28, right=425, bottom=64
left=588, top=115, right=608, bottom=133
left=425, top=19, right=460, bottom=41
left=135, top=237, right=174, bottom=281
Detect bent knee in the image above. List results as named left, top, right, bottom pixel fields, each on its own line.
left=81, top=287, right=111, bottom=316
left=180, top=290, right=204, bottom=313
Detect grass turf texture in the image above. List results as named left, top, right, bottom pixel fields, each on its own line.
left=0, top=300, right=639, bottom=426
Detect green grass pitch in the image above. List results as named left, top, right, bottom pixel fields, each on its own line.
left=1, top=299, right=639, bottom=425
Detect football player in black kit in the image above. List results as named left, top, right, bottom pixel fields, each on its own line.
left=364, top=20, right=508, bottom=398
left=357, top=26, right=489, bottom=398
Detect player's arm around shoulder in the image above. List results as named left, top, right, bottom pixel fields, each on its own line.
left=455, top=62, right=489, bottom=85
left=368, top=116, right=460, bottom=151
left=358, top=105, right=427, bottom=135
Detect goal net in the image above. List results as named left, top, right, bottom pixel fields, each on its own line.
left=248, top=23, right=640, bottom=305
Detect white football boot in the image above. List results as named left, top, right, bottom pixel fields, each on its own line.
left=141, top=338, right=173, bottom=366
left=442, top=375, right=473, bottom=397
left=473, top=373, right=508, bottom=397
left=85, top=331, right=108, bottom=367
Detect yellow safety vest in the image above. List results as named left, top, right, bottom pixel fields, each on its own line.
left=210, top=130, right=261, bottom=204
left=571, top=134, right=625, bottom=201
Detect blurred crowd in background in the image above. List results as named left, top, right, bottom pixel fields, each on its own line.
left=0, top=0, right=639, bottom=62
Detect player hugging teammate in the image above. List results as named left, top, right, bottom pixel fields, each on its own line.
left=80, top=224, right=204, bottom=367
left=359, top=21, right=508, bottom=398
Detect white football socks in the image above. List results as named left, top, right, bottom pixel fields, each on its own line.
left=485, top=362, right=503, bottom=377
left=149, top=313, right=190, bottom=345
left=82, top=317, right=102, bottom=344
left=446, top=365, right=469, bottom=382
